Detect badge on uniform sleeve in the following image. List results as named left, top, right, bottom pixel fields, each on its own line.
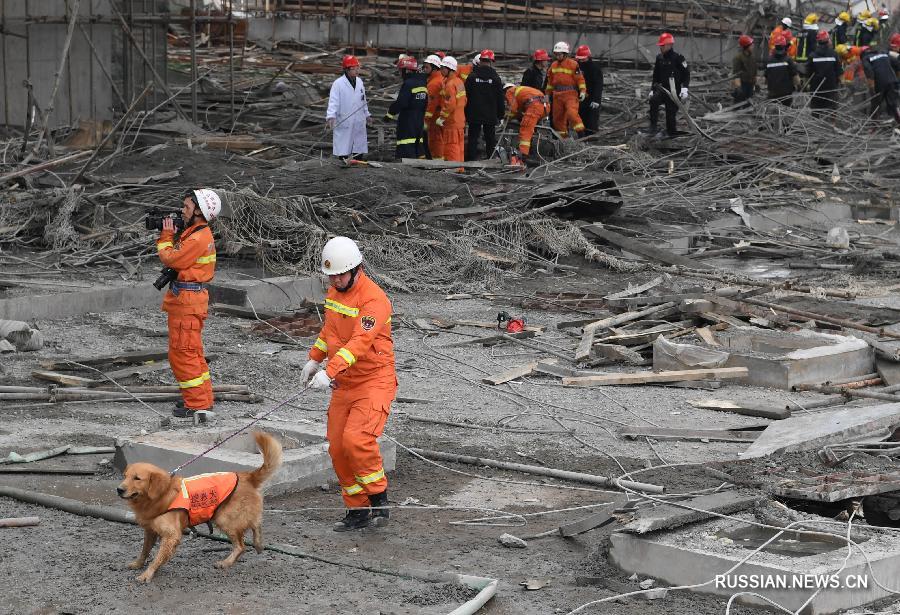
left=361, top=315, right=376, bottom=331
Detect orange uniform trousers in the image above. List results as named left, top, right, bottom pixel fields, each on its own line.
left=517, top=102, right=549, bottom=155
left=551, top=90, right=584, bottom=135
left=441, top=126, right=465, bottom=162
left=327, top=381, right=395, bottom=507
left=168, top=310, right=213, bottom=410
left=427, top=125, right=445, bottom=160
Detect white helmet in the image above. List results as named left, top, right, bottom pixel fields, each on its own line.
left=503, top=82, right=516, bottom=90
left=441, top=56, right=458, bottom=71
left=472, top=53, right=481, bottom=66
left=424, top=54, right=442, bottom=68
left=193, top=189, right=221, bottom=221
left=321, top=236, right=362, bottom=275
left=781, top=17, right=792, bottom=27
left=553, top=41, right=570, bottom=54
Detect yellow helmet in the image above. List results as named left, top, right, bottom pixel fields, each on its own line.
left=804, top=13, right=819, bottom=25
left=858, top=9, right=872, bottom=20
left=835, top=43, right=849, bottom=57
left=865, top=17, right=879, bottom=31
left=837, top=11, right=850, bottom=23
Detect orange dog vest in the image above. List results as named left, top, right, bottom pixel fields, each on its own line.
left=167, top=472, right=238, bottom=527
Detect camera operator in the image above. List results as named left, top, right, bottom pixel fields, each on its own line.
left=155, top=189, right=220, bottom=419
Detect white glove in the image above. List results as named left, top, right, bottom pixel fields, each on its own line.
left=679, top=87, right=689, bottom=100
left=310, top=370, right=332, bottom=390
left=578, top=91, right=586, bottom=101
left=299, top=359, right=320, bottom=385
left=589, top=101, right=600, bottom=109
left=436, top=117, right=445, bottom=127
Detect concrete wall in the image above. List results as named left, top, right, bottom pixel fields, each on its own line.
left=0, top=0, right=168, bottom=129
left=247, top=15, right=737, bottom=64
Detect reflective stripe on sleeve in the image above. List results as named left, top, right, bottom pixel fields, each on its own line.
left=397, top=138, right=419, bottom=145
left=195, top=253, right=216, bottom=264
left=336, top=347, right=356, bottom=366
left=411, top=87, right=427, bottom=93
left=314, top=338, right=328, bottom=352
left=156, top=241, right=174, bottom=251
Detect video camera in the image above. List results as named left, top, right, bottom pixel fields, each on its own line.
left=145, top=207, right=184, bottom=232
left=153, top=267, right=178, bottom=291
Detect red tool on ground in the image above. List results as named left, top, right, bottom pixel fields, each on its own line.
left=497, top=311, right=526, bottom=333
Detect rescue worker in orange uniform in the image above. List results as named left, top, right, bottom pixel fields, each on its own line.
left=422, top=55, right=445, bottom=160
left=436, top=56, right=467, bottom=163
left=300, top=237, right=397, bottom=532
left=769, top=17, right=793, bottom=54
left=546, top=41, right=586, bottom=137
left=458, top=53, right=479, bottom=82
left=156, top=189, right=220, bottom=418
left=503, top=83, right=549, bottom=160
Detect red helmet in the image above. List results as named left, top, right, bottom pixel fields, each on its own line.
left=773, top=34, right=787, bottom=47
left=436, top=51, right=447, bottom=59
left=890, top=33, right=900, bottom=48
left=782, top=30, right=794, bottom=41
left=342, top=55, right=360, bottom=69
left=657, top=32, right=675, bottom=46
left=397, top=56, right=418, bottom=71
left=816, top=30, right=830, bottom=42
left=574, top=44, right=591, bottom=60
left=480, top=49, right=495, bottom=62
left=738, top=34, right=753, bottom=48
left=533, top=48, right=550, bottom=61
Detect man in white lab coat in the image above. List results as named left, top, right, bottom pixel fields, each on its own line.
left=327, top=55, right=372, bottom=161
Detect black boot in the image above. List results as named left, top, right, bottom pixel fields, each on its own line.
left=333, top=508, right=370, bottom=532
left=369, top=490, right=389, bottom=527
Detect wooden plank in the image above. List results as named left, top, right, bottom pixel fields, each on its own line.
left=689, top=399, right=791, bottom=420
left=622, top=490, right=761, bottom=534
left=535, top=361, right=578, bottom=378
left=442, top=330, right=536, bottom=348
left=563, top=367, right=748, bottom=387
left=603, top=276, right=664, bottom=300
left=575, top=327, right=595, bottom=361
left=40, top=348, right=169, bottom=370
left=696, top=327, right=720, bottom=346
left=31, top=370, right=95, bottom=387
left=606, top=290, right=709, bottom=309
left=482, top=361, right=540, bottom=385
left=90, top=361, right=172, bottom=387
left=581, top=302, right=678, bottom=335
left=618, top=426, right=760, bottom=443
left=582, top=223, right=712, bottom=270
left=590, top=344, right=646, bottom=365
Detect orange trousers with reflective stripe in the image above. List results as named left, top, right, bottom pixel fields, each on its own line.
left=551, top=90, right=584, bottom=135
left=326, top=383, right=394, bottom=508
left=427, top=125, right=444, bottom=160
left=518, top=104, right=547, bottom=155
left=167, top=313, right=213, bottom=410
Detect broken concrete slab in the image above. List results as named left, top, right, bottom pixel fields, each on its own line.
left=741, top=403, right=900, bottom=459
left=654, top=327, right=874, bottom=390
left=0, top=284, right=161, bottom=321
left=621, top=490, right=761, bottom=534
left=207, top=275, right=322, bottom=312
left=113, top=420, right=396, bottom=496
left=610, top=514, right=900, bottom=615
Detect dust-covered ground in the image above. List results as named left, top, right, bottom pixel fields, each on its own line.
left=5, top=259, right=900, bottom=615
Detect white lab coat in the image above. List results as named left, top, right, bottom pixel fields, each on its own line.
left=326, top=74, right=370, bottom=157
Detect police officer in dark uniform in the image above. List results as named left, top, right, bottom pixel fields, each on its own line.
left=648, top=32, right=690, bottom=136
left=464, top=49, right=505, bottom=160
left=861, top=46, right=900, bottom=122
left=575, top=45, right=604, bottom=135
left=806, top=30, right=841, bottom=113
left=764, top=35, right=800, bottom=106
left=386, top=56, right=428, bottom=159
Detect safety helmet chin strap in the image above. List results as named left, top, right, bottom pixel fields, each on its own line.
left=335, top=265, right=361, bottom=292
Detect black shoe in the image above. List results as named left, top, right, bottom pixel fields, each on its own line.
left=172, top=406, right=194, bottom=418
left=369, top=490, right=389, bottom=527
left=333, top=508, right=370, bottom=532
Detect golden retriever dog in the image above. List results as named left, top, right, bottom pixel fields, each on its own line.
left=117, top=431, right=282, bottom=582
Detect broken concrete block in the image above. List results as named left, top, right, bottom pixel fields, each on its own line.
left=653, top=335, right=728, bottom=368
left=638, top=578, right=656, bottom=589
left=826, top=226, right=850, bottom=249
left=498, top=533, right=528, bottom=548
left=0, top=339, right=14, bottom=353
left=0, top=319, right=43, bottom=351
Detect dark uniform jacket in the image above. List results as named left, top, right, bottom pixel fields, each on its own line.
left=732, top=50, right=758, bottom=83
left=862, top=48, right=899, bottom=89
left=855, top=27, right=876, bottom=48
left=806, top=46, right=841, bottom=92
left=521, top=65, right=546, bottom=91
left=652, top=49, right=690, bottom=93
left=764, top=52, right=798, bottom=98
left=795, top=29, right=817, bottom=62
left=464, top=64, right=505, bottom=125
left=831, top=23, right=848, bottom=46
left=387, top=73, right=428, bottom=144
left=579, top=58, right=604, bottom=104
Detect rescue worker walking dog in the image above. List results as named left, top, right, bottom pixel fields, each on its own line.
left=117, top=431, right=282, bottom=582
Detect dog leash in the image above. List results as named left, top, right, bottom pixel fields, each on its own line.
left=169, top=384, right=314, bottom=476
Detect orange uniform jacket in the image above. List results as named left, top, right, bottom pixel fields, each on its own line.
left=168, top=472, right=238, bottom=527
left=157, top=222, right=216, bottom=316
left=506, top=85, right=548, bottom=118
left=546, top=58, right=586, bottom=97
left=458, top=64, right=473, bottom=82
left=439, top=74, right=467, bottom=128
left=424, top=71, right=444, bottom=127
left=309, top=271, right=396, bottom=388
